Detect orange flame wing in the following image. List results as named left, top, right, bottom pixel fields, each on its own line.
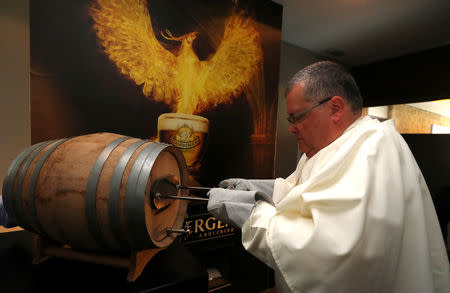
left=90, top=0, right=263, bottom=115
left=193, top=13, right=264, bottom=113
left=90, top=0, right=179, bottom=106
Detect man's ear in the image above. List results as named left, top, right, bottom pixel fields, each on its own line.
left=330, top=96, right=344, bottom=122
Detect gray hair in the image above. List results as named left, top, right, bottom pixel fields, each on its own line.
left=286, top=61, right=363, bottom=112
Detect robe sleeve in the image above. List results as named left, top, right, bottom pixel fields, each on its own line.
left=241, top=122, right=412, bottom=292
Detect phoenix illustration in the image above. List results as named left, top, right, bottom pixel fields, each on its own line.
left=89, top=0, right=263, bottom=114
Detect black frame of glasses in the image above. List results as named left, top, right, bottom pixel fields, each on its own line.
left=287, top=96, right=333, bottom=124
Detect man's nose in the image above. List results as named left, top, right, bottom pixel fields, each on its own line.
left=288, top=123, right=297, bottom=134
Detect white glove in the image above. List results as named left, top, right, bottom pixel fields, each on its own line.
left=207, top=188, right=274, bottom=228
left=219, top=178, right=275, bottom=196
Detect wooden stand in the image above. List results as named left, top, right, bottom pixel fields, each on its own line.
left=31, top=234, right=163, bottom=282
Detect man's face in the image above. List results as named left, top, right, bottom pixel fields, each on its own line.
left=286, top=84, right=331, bottom=158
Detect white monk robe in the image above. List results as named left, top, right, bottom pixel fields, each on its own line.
left=242, top=116, right=450, bottom=293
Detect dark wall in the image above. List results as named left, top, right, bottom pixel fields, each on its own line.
left=403, top=134, right=450, bottom=196
left=352, top=45, right=450, bottom=107
left=403, top=134, right=450, bottom=248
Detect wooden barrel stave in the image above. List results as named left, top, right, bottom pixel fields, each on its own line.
left=35, top=133, right=122, bottom=249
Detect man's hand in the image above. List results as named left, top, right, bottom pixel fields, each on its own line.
left=219, top=178, right=252, bottom=190
left=219, top=178, right=275, bottom=195
left=207, top=188, right=274, bottom=228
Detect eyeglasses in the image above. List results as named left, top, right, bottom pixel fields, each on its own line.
left=287, top=97, right=332, bottom=125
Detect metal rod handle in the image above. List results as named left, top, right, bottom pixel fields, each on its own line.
left=176, top=185, right=211, bottom=192
left=166, top=228, right=190, bottom=234
left=154, top=193, right=209, bottom=202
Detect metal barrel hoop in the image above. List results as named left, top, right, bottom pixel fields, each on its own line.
left=85, top=136, right=131, bottom=249
left=1, top=141, right=48, bottom=225
left=13, top=140, right=58, bottom=231
left=124, top=142, right=157, bottom=249
left=108, top=139, right=147, bottom=249
left=125, top=142, right=172, bottom=249
left=132, top=143, right=170, bottom=249
left=27, top=138, right=69, bottom=235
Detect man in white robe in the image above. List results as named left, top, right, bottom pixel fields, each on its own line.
left=207, top=61, right=450, bottom=292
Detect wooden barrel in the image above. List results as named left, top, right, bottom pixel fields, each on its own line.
left=1, top=133, right=188, bottom=251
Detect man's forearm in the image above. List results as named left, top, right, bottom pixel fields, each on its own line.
left=241, top=201, right=278, bottom=269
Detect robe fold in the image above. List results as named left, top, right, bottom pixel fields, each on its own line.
left=242, top=116, right=450, bottom=293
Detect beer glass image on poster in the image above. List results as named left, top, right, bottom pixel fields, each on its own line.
left=158, top=113, right=209, bottom=177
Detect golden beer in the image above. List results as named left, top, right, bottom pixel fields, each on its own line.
left=157, top=113, right=209, bottom=174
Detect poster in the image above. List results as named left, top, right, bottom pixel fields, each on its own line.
left=30, top=0, right=282, bottom=189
